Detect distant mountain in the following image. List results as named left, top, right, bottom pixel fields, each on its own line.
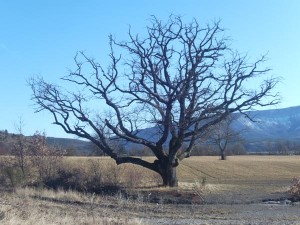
left=46, top=137, right=94, bottom=155
left=119, top=105, right=300, bottom=153
left=234, top=106, right=300, bottom=139
left=232, top=106, right=300, bottom=152
left=2, top=106, right=300, bottom=155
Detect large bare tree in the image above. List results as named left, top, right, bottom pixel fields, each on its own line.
left=29, top=16, right=279, bottom=187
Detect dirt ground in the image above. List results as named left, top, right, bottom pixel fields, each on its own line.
left=1, top=183, right=300, bottom=225
left=142, top=204, right=300, bottom=225
left=134, top=181, right=300, bottom=225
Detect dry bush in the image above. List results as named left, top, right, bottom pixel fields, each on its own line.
left=289, top=177, right=300, bottom=200
left=44, top=166, right=87, bottom=191
left=0, top=158, right=27, bottom=188
left=0, top=160, right=10, bottom=187
left=29, top=132, right=66, bottom=183
left=0, top=155, right=161, bottom=192
left=0, top=132, right=65, bottom=189
left=39, top=157, right=163, bottom=193
left=121, top=165, right=144, bottom=188
left=41, top=158, right=122, bottom=194
left=102, top=160, right=122, bottom=186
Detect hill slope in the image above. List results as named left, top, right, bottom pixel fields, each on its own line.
left=122, top=105, right=300, bottom=153
left=2, top=106, right=300, bottom=154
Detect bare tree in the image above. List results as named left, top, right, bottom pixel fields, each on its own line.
left=29, top=16, right=279, bottom=187
left=9, top=119, right=31, bottom=178
left=208, top=114, right=242, bottom=160
left=29, top=131, right=66, bottom=181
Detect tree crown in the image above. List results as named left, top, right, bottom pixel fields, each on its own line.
left=29, top=15, right=279, bottom=165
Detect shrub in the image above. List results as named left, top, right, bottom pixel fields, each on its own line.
left=43, top=167, right=86, bottom=191
left=41, top=160, right=121, bottom=194
left=288, top=177, right=300, bottom=200
left=122, top=166, right=143, bottom=188
left=29, top=132, right=65, bottom=183
left=3, top=166, right=25, bottom=188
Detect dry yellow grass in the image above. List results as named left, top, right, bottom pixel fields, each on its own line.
left=179, top=155, right=300, bottom=182
left=0, top=189, right=144, bottom=225
left=2, top=155, right=300, bottom=188
left=2, top=186, right=300, bottom=225
left=176, top=156, right=300, bottom=203
left=63, top=155, right=300, bottom=184
left=61, top=156, right=162, bottom=187
left=60, top=155, right=300, bottom=203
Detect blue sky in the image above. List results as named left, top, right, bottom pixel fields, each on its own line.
left=1, top=0, right=299, bottom=138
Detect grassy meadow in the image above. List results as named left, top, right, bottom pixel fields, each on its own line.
left=63, top=155, right=300, bottom=182
left=65, top=155, right=300, bottom=191
left=1, top=155, right=300, bottom=224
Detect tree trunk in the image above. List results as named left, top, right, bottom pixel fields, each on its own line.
left=220, top=150, right=226, bottom=160
left=161, top=164, right=178, bottom=187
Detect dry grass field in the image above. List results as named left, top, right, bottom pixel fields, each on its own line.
left=63, top=155, right=300, bottom=182
left=178, top=155, right=300, bottom=203
left=1, top=155, right=300, bottom=224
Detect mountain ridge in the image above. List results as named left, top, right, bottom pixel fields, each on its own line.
left=1, top=105, right=300, bottom=154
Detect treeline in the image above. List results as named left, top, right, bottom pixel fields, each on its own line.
left=2, top=130, right=300, bottom=157
left=249, top=140, right=300, bottom=155
left=105, top=140, right=300, bottom=157
left=95, top=141, right=247, bottom=157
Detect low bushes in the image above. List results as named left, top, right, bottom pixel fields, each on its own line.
left=42, top=160, right=122, bottom=194
left=0, top=157, right=161, bottom=193
left=289, top=177, right=300, bottom=200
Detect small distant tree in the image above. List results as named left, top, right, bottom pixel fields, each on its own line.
left=0, top=120, right=32, bottom=187
left=29, top=16, right=279, bottom=187
left=9, top=120, right=31, bottom=178
left=2, top=127, right=65, bottom=186
left=209, top=115, right=243, bottom=160
left=289, top=177, right=300, bottom=200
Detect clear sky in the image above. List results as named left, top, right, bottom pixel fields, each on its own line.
left=1, top=0, right=299, bottom=138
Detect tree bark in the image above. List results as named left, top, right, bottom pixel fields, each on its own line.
left=161, top=163, right=178, bottom=187
left=220, top=150, right=226, bottom=160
